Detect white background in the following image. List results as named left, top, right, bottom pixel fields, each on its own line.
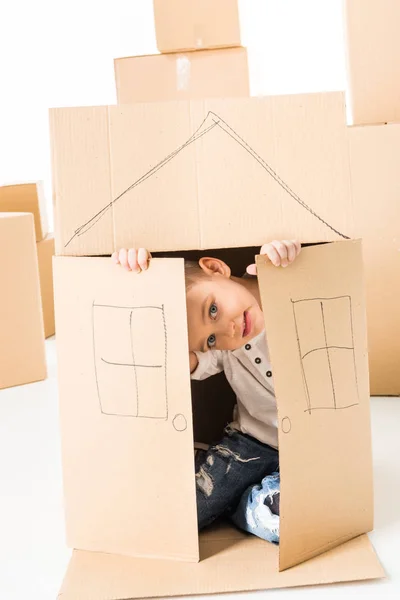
left=0, top=0, right=347, bottom=230
left=2, top=2, right=398, bottom=600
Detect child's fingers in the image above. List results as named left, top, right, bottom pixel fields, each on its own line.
left=128, top=248, right=139, bottom=272
left=259, top=240, right=301, bottom=269
left=119, top=248, right=130, bottom=270
left=112, top=251, right=120, bottom=264
left=260, top=243, right=281, bottom=267
left=138, top=247, right=150, bottom=271
left=246, top=263, right=257, bottom=275
left=283, top=240, right=297, bottom=264
left=270, top=240, right=288, bottom=266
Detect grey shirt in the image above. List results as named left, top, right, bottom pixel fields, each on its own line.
left=191, top=329, right=278, bottom=449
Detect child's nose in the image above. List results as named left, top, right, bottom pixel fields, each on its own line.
left=228, top=319, right=238, bottom=338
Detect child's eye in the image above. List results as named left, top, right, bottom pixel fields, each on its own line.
left=209, top=303, right=218, bottom=320
left=207, top=334, right=216, bottom=348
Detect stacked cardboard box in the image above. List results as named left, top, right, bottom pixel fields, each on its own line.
left=0, top=213, right=46, bottom=390
left=0, top=182, right=54, bottom=390
left=0, top=182, right=55, bottom=339
left=153, top=0, right=241, bottom=53
left=51, top=90, right=383, bottom=597
left=344, top=0, right=400, bottom=395
left=114, top=1, right=248, bottom=103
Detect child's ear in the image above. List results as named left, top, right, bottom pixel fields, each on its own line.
left=198, top=257, right=231, bottom=278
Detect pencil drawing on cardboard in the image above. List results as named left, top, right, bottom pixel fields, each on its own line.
left=92, top=302, right=168, bottom=419
left=65, top=111, right=350, bottom=248
left=292, top=295, right=360, bottom=413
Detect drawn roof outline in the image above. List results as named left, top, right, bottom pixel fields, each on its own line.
left=65, top=111, right=349, bottom=248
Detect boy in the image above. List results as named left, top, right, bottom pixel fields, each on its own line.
left=113, top=240, right=301, bottom=543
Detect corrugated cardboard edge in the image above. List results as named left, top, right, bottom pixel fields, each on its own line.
left=114, top=47, right=247, bottom=62
left=37, top=233, right=55, bottom=338
left=58, top=532, right=384, bottom=599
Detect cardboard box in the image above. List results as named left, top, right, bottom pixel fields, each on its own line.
left=37, top=233, right=55, bottom=338
left=53, top=240, right=383, bottom=598
left=0, top=213, right=46, bottom=390
left=153, top=0, right=240, bottom=53
left=344, top=0, right=400, bottom=125
left=114, top=48, right=249, bottom=104
left=349, top=123, right=400, bottom=395
left=49, top=93, right=354, bottom=256
left=0, top=182, right=48, bottom=241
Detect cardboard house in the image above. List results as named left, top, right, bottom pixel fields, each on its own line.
left=50, top=92, right=400, bottom=394
left=51, top=91, right=384, bottom=598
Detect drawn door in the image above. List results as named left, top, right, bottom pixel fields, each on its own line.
left=54, top=257, right=199, bottom=561
left=256, top=240, right=373, bottom=571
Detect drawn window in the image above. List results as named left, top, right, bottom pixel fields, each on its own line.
left=92, top=303, right=168, bottom=419
left=292, top=296, right=359, bottom=413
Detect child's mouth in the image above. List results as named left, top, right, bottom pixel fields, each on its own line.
left=243, top=310, right=252, bottom=337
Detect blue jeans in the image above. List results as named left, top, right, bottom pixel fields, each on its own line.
left=230, top=472, right=280, bottom=543
left=195, top=427, right=280, bottom=541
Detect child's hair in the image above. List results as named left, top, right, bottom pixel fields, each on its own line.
left=184, top=260, right=208, bottom=291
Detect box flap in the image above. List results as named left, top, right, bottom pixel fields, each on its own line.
left=58, top=526, right=384, bottom=599
left=256, top=240, right=373, bottom=570
left=50, top=93, right=354, bottom=256
left=0, top=181, right=48, bottom=242
left=53, top=257, right=198, bottom=561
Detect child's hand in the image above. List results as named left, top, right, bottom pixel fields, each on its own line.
left=112, top=248, right=151, bottom=272
left=246, top=240, right=301, bottom=275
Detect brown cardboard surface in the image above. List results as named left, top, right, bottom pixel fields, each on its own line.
left=344, top=0, right=400, bottom=125
left=37, top=234, right=55, bottom=338
left=53, top=256, right=198, bottom=561
left=256, top=240, right=373, bottom=569
left=0, top=213, right=46, bottom=390
left=348, top=124, right=400, bottom=395
left=153, top=0, right=240, bottom=53
left=114, top=47, right=249, bottom=104
left=50, top=93, right=354, bottom=256
left=58, top=526, right=384, bottom=599
left=0, top=182, right=48, bottom=241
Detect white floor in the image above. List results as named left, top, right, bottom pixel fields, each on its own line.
left=0, top=338, right=399, bottom=600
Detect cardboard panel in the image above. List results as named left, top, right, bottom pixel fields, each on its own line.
left=50, top=106, right=114, bottom=257
left=115, top=48, right=249, bottom=104
left=0, top=181, right=48, bottom=241
left=256, top=240, right=373, bottom=570
left=53, top=257, right=198, bottom=561
left=153, top=0, right=240, bottom=53
left=58, top=525, right=384, bottom=599
left=37, top=234, right=55, bottom=338
left=0, top=213, right=46, bottom=389
left=344, top=0, right=400, bottom=125
left=50, top=93, right=354, bottom=256
left=348, top=123, right=400, bottom=395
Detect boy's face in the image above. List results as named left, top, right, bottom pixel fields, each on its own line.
left=186, top=268, right=265, bottom=353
